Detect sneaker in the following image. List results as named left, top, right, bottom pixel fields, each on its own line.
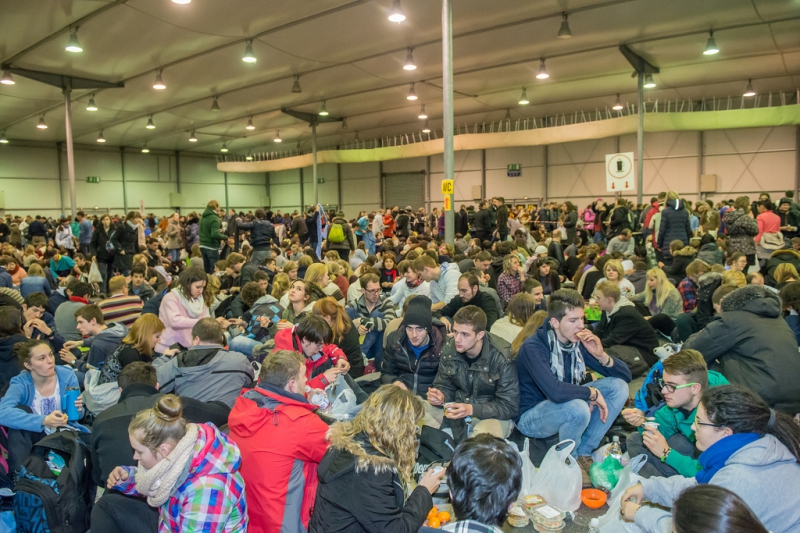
left=577, top=455, right=594, bottom=488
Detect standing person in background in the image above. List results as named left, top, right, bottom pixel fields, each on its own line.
left=165, top=213, right=183, bottom=264
left=91, top=214, right=115, bottom=293
left=55, top=218, right=76, bottom=255
left=77, top=211, right=93, bottom=257
left=725, top=196, right=760, bottom=268
left=473, top=201, right=491, bottom=243
left=306, top=206, right=321, bottom=254
left=562, top=201, right=579, bottom=243
left=183, top=213, right=200, bottom=254
left=494, top=197, right=509, bottom=242
left=111, top=211, right=142, bottom=276
left=657, top=191, right=693, bottom=266
left=235, top=209, right=279, bottom=267
left=198, top=200, right=228, bottom=274
left=327, top=211, right=355, bottom=262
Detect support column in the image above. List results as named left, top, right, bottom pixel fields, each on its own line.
left=63, top=84, right=77, bottom=218
left=379, top=162, right=384, bottom=209
left=175, top=151, right=181, bottom=214
left=224, top=172, right=229, bottom=212
left=636, top=72, right=644, bottom=205
left=336, top=163, right=342, bottom=211
left=481, top=149, right=486, bottom=202
left=795, top=126, right=799, bottom=201
left=312, top=121, right=318, bottom=207
left=699, top=131, right=705, bottom=201
left=56, top=142, right=65, bottom=214
left=543, top=145, right=548, bottom=204
left=426, top=156, right=432, bottom=212
left=265, top=172, right=270, bottom=209
left=120, top=147, right=128, bottom=212
left=299, top=168, right=305, bottom=211
left=442, top=0, right=455, bottom=245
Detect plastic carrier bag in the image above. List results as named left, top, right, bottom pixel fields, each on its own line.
left=590, top=455, right=624, bottom=492
left=597, top=454, right=648, bottom=533
left=325, top=375, right=360, bottom=421
left=528, top=440, right=582, bottom=511
left=507, top=438, right=537, bottom=501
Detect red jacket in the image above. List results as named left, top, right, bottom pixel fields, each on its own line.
left=272, top=326, right=347, bottom=390
left=228, top=386, right=329, bottom=533
left=643, top=201, right=660, bottom=231
left=382, top=214, right=396, bottom=238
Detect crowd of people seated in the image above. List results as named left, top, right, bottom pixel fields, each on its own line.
left=0, top=191, right=798, bottom=533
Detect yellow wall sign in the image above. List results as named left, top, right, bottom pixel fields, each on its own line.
left=441, top=179, right=454, bottom=195
left=443, top=196, right=451, bottom=211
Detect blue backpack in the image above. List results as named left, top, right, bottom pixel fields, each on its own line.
left=634, top=361, right=665, bottom=416
left=13, top=431, right=94, bottom=533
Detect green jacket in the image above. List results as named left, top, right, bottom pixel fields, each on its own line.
left=638, top=370, right=729, bottom=477
left=199, top=208, right=227, bottom=248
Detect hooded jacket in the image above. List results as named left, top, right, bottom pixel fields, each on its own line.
left=696, top=242, right=724, bottom=265
left=657, top=199, right=693, bottom=258
left=272, top=326, right=348, bottom=390
left=328, top=216, right=356, bottom=252
left=0, top=333, right=28, bottom=394
left=309, top=426, right=432, bottom=533
left=111, top=222, right=138, bottom=271
left=235, top=217, right=279, bottom=250
left=228, top=385, right=329, bottom=533
left=724, top=208, right=759, bottom=255
left=0, top=365, right=85, bottom=433
left=683, top=286, right=800, bottom=414
left=593, top=298, right=660, bottom=369
left=116, top=423, right=248, bottom=533
left=199, top=208, right=228, bottom=248
left=662, top=246, right=696, bottom=281
left=381, top=322, right=448, bottom=396
left=154, top=344, right=255, bottom=408
left=635, top=434, right=800, bottom=533
left=764, top=249, right=800, bottom=287
left=85, top=322, right=129, bottom=369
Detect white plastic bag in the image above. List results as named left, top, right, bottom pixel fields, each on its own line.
left=528, top=440, right=582, bottom=511
left=326, top=375, right=360, bottom=421
left=592, top=442, right=613, bottom=464
left=597, top=454, right=648, bottom=533
left=88, top=260, right=103, bottom=284
left=507, top=438, right=537, bottom=500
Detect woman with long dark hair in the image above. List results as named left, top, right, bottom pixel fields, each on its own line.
left=156, top=268, right=209, bottom=353
left=91, top=214, right=115, bottom=293
left=312, top=297, right=365, bottom=378
left=673, top=485, right=768, bottom=533
left=621, top=385, right=800, bottom=533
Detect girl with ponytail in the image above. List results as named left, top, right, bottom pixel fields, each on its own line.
left=620, top=385, right=800, bottom=533
left=107, top=394, right=248, bottom=532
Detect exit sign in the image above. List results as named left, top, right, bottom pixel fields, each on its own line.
left=86, top=176, right=101, bottom=183
left=507, top=164, right=521, bottom=177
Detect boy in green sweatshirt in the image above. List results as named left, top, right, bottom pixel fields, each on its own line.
left=622, top=348, right=729, bottom=478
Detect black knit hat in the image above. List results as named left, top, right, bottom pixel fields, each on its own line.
left=401, top=295, right=433, bottom=335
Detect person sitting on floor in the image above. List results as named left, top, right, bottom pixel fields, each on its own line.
left=435, top=273, right=499, bottom=331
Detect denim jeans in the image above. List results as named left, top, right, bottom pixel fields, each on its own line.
left=201, top=247, right=219, bottom=274
left=345, top=307, right=386, bottom=367
left=363, top=232, right=376, bottom=255
left=516, top=377, right=629, bottom=457
left=168, top=248, right=181, bottom=263
left=250, top=249, right=271, bottom=267
left=229, top=335, right=260, bottom=358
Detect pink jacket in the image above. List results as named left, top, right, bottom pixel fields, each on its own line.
left=156, top=291, right=210, bottom=352
left=581, top=209, right=596, bottom=231
left=756, top=211, right=781, bottom=243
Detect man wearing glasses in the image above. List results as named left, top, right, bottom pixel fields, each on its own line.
left=622, top=349, right=729, bottom=478
left=346, top=272, right=397, bottom=369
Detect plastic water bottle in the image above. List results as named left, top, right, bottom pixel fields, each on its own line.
left=589, top=518, right=600, bottom=533
left=608, top=436, right=623, bottom=462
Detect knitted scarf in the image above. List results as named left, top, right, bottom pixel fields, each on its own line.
left=135, top=423, right=200, bottom=507
left=546, top=323, right=585, bottom=385
left=695, top=433, right=760, bottom=484
left=171, top=287, right=206, bottom=318
left=406, top=277, right=424, bottom=289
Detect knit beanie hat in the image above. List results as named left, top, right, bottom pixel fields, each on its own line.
left=534, top=245, right=548, bottom=256
left=401, top=295, right=433, bottom=335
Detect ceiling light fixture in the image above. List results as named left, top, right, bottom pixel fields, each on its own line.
left=274, top=131, right=282, bottom=143
left=245, top=153, right=253, bottom=161
left=246, top=117, right=255, bottom=130
left=220, top=142, right=229, bottom=153
left=0, top=70, right=14, bottom=85
left=242, top=39, right=257, bottom=63
left=613, top=94, right=623, bottom=110
left=65, top=28, right=83, bottom=53
left=211, top=96, right=220, bottom=112
left=643, top=73, right=656, bottom=88
left=704, top=31, right=720, bottom=56
left=153, top=69, right=166, bottom=90
left=407, top=83, right=418, bottom=100
left=743, top=79, right=756, bottom=97
left=518, top=87, right=529, bottom=106
left=189, top=131, right=197, bottom=142
left=86, top=95, right=98, bottom=111
left=418, top=104, right=428, bottom=119
left=0, top=132, right=8, bottom=144
left=141, top=143, right=150, bottom=153
left=292, top=75, right=302, bottom=93
left=37, top=116, right=47, bottom=130
left=172, top=0, right=191, bottom=4
left=96, top=131, right=106, bottom=143
left=388, top=0, right=406, bottom=23
left=403, top=48, right=417, bottom=71
left=536, top=59, right=549, bottom=80
left=422, top=120, right=431, bottom=133
left=146, top=115, right=156, bottom=129
left=319, top=101, right=329, bottom=116
left=557, top=13, right=572, bottom=39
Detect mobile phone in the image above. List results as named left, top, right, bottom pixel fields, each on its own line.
left=364, top=322, right=373, bottom=331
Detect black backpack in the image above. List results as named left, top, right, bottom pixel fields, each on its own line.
left=13, top=431, right=95, bottom=533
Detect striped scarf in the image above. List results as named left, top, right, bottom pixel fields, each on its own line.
left=546, top=323, right=585, bottom=385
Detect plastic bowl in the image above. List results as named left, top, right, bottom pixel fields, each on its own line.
left=581, top=488, right=608, bottom=509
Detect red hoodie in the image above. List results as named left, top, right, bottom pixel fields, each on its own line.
left=272, top=326, right=347, bottom=390
left=228, top=386, right=329, bottom=533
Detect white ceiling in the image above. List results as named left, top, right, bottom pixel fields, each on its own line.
left=1, top=0, right=799, bottom=156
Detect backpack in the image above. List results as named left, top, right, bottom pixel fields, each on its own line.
left=13, top=431, right=94, bottom=533
left=244, top=300, right=284, bottom=342
left=634, top=361, right=666, bottom=415
left=328, top=223, right=345, bottom=243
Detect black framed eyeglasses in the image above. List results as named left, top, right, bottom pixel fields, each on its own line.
left=694, top=416, right=724, bottom=428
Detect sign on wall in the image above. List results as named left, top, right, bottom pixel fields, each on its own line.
left=86, top=176, right=100, bottom=183
left=441, top=179, right=454, bottom=195
left=443, top=196, right=451, bottom=211
left=507, top=164, right=521, bottom=177
left=605, top=152, right=635, bottom=192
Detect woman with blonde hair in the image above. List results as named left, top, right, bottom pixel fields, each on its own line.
left=271, top=272, right=291, bottom=301
left=774, top=263, right=799, bottom=289
left=630, top=268, right=683, bottom=320
left=491, top=293, right=537, bottom=344
left=722, top=270, right=747, bottom=288
left=99, top=314, right=167, bottom=384
left=327, top=261, right=350, bottom=296
left=107, top=394, right=247, bottom=532
left=511, top=310, right=548, bottom=357
left=312, top=297, right=364, bottom=378
left=595, top=258, right=635, bottom=298
left=20, top=262, right=51, bottom=297
left=283, top=260, right=298, bottom=281
left=305, top=263, right=345, bottom=305
left=309, top=385, right=446, bottom=532
left=497, top=254, right=526, bottom=304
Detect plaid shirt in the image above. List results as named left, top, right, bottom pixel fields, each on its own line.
left=678, top=277, right=698, bottom=312
left=346, top=294, right=398, bottom=331
left=117, top=423, right=248, bottom=533
left=497, top=272, right=523, bottom=303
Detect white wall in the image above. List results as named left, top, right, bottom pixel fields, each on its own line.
left=0, top=126, right=796, bottom=219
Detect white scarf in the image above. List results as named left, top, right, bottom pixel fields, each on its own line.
left=546, top=323, right=586, bottom=385
left=135, top=423, right=199, bottom=507
left=171, top=287, right=206, bottom=318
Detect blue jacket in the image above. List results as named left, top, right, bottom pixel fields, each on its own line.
left=0, top=267, right=12, bottom=288
left=47, top=288, right=68, bottom=315
left=0, top=365, right=87, bottom=433
left=20, top=275, right=51, bottom=298
left=785, top=313, right=800, bottom=346
left=515, top=324, right=632, bottom=421
left=235, top=217, right=279, bottom=250
left=79, top=219, right=93, bottom=244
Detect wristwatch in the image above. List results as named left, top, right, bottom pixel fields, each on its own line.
left=661, top=447, right=672, bottom=463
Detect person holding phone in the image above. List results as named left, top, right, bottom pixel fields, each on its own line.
left=0, top=339, right=87, bottom=476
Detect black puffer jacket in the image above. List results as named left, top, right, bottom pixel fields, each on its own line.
left=235, top=217, right=279, bottom=250
left=431, top=333, right=519, bottom=442
left=662, top=246, right=696, bottom=282
left=683, top=285, right=800, bottom=414
left=381, top=322, right=448, bottom=396
left=111, top=221, right=139, bottom=272
left=724, top=208, right=759, bottom=256
left=310, top=427, right=432, bottom=533
left=657, top=199, right=693, bottom=259
left=0, top=333, right=27, bottom=395
left=764, top=249, right=800, bottom=287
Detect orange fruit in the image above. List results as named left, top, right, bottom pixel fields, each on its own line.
left=427, top=517, right=441, bottom=529
left=437, top=511, right=451, bottom=523
left=427, top=506, right=438, bottom=518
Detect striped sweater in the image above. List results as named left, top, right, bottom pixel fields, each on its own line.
left=346, top=295, right=397, bottom=332
left=98, top=294, right=143, bottom=327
